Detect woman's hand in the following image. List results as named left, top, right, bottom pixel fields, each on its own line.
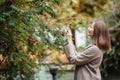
left=66, top=28, right=73, bottom=44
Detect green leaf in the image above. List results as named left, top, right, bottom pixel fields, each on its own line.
left=44, top=6, right=57, bottom=18
left=54, top=0, right=63, bottom=4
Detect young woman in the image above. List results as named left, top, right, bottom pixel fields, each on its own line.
left=64, top=20, right=111, bottom=80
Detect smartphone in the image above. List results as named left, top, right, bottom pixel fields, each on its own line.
left=64, top=23, right=72, bottom=31
left=63, top=23, right=72, bottom=40
left=68, top=23, right=72, bottom=30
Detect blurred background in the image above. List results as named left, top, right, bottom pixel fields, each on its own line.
left=0, top=0, right=120, bottom=80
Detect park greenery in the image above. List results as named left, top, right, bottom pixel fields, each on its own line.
left=100, top=0, right=120, bottom=76
left=0, top=0, right=66, bottom=79
left=0, top=0, right=120, bottom=79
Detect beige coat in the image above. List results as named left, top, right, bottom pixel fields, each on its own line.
left=64, top=43, right=103, bottom=80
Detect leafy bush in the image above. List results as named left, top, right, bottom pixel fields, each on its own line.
left=100, top=0, right=120, bottom=76
left=0, top=0, right=65, bottom=79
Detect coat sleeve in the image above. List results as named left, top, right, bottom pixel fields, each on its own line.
left=64, top=43, right=99, bottom=65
